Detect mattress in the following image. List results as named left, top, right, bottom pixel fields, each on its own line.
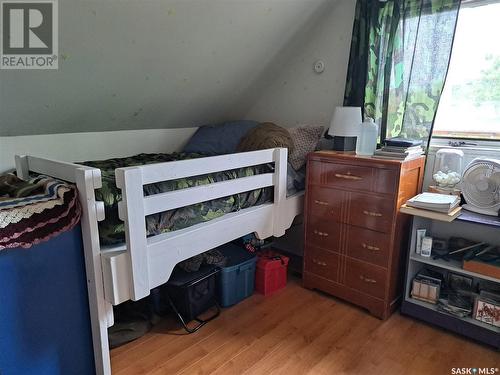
left=81, top=153, right=275, bottom=246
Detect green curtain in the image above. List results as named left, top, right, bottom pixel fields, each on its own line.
left=344, top=0, right=461, bottom=146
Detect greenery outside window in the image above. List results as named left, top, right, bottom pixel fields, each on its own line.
left=433, top=0, right=500, bottom=141
left=344, top=0, right=460, bottom=146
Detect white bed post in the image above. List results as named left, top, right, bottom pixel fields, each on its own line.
left=75, top=168, right=113, bottom=375
left=273, top=148, right=288, bottom=237
left=15, top=155, right=112, bottom=374
left=115, top=167, right=150, bottom=301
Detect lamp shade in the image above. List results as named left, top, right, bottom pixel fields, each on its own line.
left=328, top=106, right=362, bottom=137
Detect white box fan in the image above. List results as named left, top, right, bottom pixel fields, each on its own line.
left=462, top=158, right=500, bottom=217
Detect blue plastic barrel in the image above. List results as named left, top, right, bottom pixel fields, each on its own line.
left=0, top=226, right=95, bottom=375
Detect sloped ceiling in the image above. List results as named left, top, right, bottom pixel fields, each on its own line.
left=0, top=0, right=355, bottom=136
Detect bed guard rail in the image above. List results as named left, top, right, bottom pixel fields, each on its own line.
left=114, top=148, right=288, bottom=302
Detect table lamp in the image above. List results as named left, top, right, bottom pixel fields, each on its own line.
left=328, top=106, right=362, bottom=152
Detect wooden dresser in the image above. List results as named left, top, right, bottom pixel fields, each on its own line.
left=303, top=152, right=425, bottom=319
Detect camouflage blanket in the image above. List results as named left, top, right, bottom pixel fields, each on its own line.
left=0, top=173, right=53, bottom=203
left=81, top=153, right=273, bottom=246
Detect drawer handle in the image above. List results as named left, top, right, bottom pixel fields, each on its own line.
left=334, top=173, right=362, bottom=181
left=314, top=199, right=329, bottom=206
left=312, top=258, right=327, bottom=266
left=360, top=275, right=377, bottom=284
left=363, top=210, right=382, bottom=217
left=362, top=243, right=380, bottom=252
left=313, top=229, right=329, bottom=237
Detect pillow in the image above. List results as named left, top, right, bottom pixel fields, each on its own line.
left=237, top=122, right=294, bottom=153
left=288, top=125, right=324, bottom=170
left=182, top=120, right=259, bottom=155
left=287, top=162, right=306, bottom=194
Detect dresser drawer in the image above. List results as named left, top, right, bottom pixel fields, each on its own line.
left=345, top=258, right=387, bottom=299
left=307, top=186, right=343, bottom=222
left=309, top=159, right=398, bottom=195
left=348, top=192, right=394, bottom=233
left=309, top=160, right=375, bottom=192
left=306, top=216, right=342, bottom=253
left=346, top=226, right=391, bottom=268
left=304, top=246, right=341, bottom=282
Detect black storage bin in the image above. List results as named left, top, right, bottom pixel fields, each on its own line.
left=165, top=264, right=220, bottom=333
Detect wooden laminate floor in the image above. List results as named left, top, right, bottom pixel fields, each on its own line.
left=111, top=278, right=499, bottom=375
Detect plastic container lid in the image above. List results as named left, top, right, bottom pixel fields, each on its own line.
left=167, top=263, right=218, bottom=287
left=217, top=243, right=256, bottom=269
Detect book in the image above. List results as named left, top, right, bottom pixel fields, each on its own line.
left=379, top=145, right=423, bottom=153
left=374, top=149, right=423, bottom=158
left=384, top=137, right=423, bottom=148
left=406, top=192, right=460, bottom=213
left=400, top=204, right=462, bottom=222
left=372, top=144, right=424, bottom=161
left=372, top=153, right=424, bottom=161
left=417, top=192, right=460, bottom=205
left=474, top=295, right=500, bottom=327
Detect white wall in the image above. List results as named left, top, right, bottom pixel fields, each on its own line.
left=242, top=0, right=355, bottom=127
left=0, top=0, right=356, bottom=171
left=0, top=128, right=197, bottom=172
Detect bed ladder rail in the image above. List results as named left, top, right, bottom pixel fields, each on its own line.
left=115, top=148, right=288, bottom=302
left=15, top=154, right=113, bottom=375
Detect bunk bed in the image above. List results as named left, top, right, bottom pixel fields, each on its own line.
left=14, top=147, right=304, bottom=375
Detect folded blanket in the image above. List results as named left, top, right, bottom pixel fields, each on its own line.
left=0, top=175, right=81, bottom=250
left=0, top=174, right=69, bottom=210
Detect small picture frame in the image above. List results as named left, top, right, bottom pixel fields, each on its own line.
left=473, top=297, right=500, bottom=327
left=448, top=273, right=473, bottom=291
left=411, top=276, right=441, bottom=304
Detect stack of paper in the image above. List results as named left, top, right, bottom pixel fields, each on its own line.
left=406, top=192, right=461, bottom=213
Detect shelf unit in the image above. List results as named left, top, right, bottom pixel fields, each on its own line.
left=409, top=253, right=499, bottom=284
left=407, top=293, right=497, bottom=332
left=401, top=212, right=500, bottom=349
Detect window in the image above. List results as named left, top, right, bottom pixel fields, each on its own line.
left=433, top=0, right=500, bottom=140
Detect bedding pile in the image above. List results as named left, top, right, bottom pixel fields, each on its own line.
left=81, top=153, right=273, bottom=246
left=0, top=174, right=81, bottom=250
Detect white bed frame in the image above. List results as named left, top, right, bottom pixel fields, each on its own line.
left=15, top=148, right=303, bottom=375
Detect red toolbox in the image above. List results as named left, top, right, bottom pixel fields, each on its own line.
left=255, top=250, right=289, bottom=296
